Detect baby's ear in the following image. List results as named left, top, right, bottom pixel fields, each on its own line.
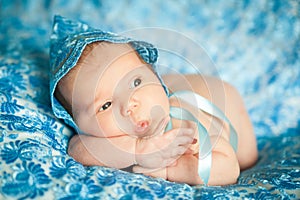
left=129, top=41, right=158, bottom=64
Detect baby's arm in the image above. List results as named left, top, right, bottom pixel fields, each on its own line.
left=167, top=136, right=240, bottom=185
left=135, top=135, right=239, bottom=186
left=68, top=134, right=136, bottom=168
left=68, top=127, right=195, bottom=169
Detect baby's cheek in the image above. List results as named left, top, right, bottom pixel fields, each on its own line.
left=96, top=115, right=117, bottom=137
left=75, top=113, right=101, bottom=136
left=155, top=87, right=169, bottom=111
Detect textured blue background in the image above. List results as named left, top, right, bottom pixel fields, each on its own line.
left=0, top=0, right=299, bottom=199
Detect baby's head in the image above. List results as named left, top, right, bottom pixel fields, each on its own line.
left=55, top=41, right=170, bottom=138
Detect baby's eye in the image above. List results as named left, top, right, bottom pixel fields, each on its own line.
left=99, top=101, right=112, bottom=112
left=131, top=78, right=142, bottom=88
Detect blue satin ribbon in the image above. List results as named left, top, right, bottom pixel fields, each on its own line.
left=165, top=90, right=238, bottom=185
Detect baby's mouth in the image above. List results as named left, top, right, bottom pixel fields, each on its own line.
left=134, top=116, right=170, bottom=138
left=134, top=120, right=150, bottom=134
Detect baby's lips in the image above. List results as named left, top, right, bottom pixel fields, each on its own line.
left=134, top=120, right=150, bottom=134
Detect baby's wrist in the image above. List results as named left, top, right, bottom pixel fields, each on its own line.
left=134, top=138, right=146, bottom=165
left=134, top=138, right=141, bottom=165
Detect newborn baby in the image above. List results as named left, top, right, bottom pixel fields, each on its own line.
left=50, top=16, right=258, bottom=186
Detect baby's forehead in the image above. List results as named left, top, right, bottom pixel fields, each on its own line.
left=83, top=42, right=137, bottom=61
left=61, top=41, right=153, bottom=96
left=66, top=42, right=132, bottom=77
left=68, top=41, right=146, bottom=84
left=76, top=42, right=144, bottom=74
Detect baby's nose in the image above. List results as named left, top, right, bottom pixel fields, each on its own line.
left=126, top=96, right=139, bottom=115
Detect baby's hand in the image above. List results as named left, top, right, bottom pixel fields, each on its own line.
left=135, top=128, right=195, bottom=169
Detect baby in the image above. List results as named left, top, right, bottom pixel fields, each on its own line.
left=50, top=16, right=257, bottom=186
left=53, top=41, right=257, bottom=185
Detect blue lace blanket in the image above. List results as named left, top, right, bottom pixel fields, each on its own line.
left=1, top=1, right=299, bottom=199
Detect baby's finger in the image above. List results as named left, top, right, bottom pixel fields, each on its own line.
left=192, top=138, right=197, bottom=144
left=176, top=136, right=197, bottom=146
left=165, top=128, right=194, bottom=140
left=168, top=146, right=189, bottom=158
left=183, top=147, right=194, bottom=154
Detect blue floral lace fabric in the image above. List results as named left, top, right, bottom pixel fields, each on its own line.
left=1, top=0, right=300, bottom=199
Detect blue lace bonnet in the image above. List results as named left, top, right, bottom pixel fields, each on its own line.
left=49, top=15, right=168, bottom=132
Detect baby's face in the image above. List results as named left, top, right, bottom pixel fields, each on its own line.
left=70, top=43, right=170, bottom=138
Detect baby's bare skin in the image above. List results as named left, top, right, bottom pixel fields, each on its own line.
left=58, top=42, right=257, bottom=185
